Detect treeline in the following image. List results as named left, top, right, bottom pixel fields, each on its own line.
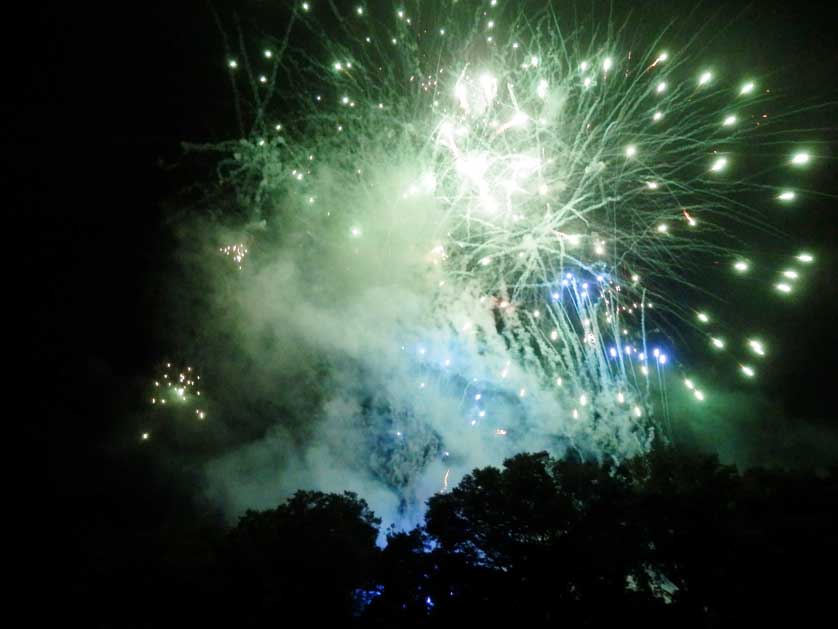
left=67, top=448, right=837, bottom=627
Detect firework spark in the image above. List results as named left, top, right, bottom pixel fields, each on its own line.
left=141, top=361, right=207, bottom=441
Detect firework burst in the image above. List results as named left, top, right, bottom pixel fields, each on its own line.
left=165, top=1, right=830, bottom=517
left=141, top=361, right=207, bottom=442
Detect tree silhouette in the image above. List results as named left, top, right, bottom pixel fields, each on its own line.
left=221, top=490, right=380, bottom=625
left=417, top=452, right=681, bottom=625
left=68, top=448, right=837, bottom=627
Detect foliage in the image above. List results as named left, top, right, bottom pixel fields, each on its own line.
left=66, top=448, right=837, bottom=627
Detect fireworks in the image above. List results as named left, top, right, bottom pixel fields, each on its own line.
left=162, top=2, right=830, bottom=517
left=149, top=362, right=203, bottom=405
left=219, top=243, right=249, bottom=270
left=141, top=361, right=206, bottom=441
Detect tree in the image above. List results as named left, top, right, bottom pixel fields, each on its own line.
left=422, top=452, right=668, bottom=626
left=83, top=448, right=836, bottom=627
left=221, top=490, right=380, bottom=625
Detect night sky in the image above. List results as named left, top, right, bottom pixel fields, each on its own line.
left=19, top=0, right=838, bottom=567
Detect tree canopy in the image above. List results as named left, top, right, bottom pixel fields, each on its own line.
left=66, top=448, right=837, bottom=627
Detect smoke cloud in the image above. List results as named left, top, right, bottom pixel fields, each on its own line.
left=162, top=144, right=648, bottom=530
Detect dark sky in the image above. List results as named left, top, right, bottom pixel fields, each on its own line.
left=16, top=1, right=837, bottom=538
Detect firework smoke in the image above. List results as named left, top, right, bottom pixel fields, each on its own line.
left=147, top=1, right=826, bottom=529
